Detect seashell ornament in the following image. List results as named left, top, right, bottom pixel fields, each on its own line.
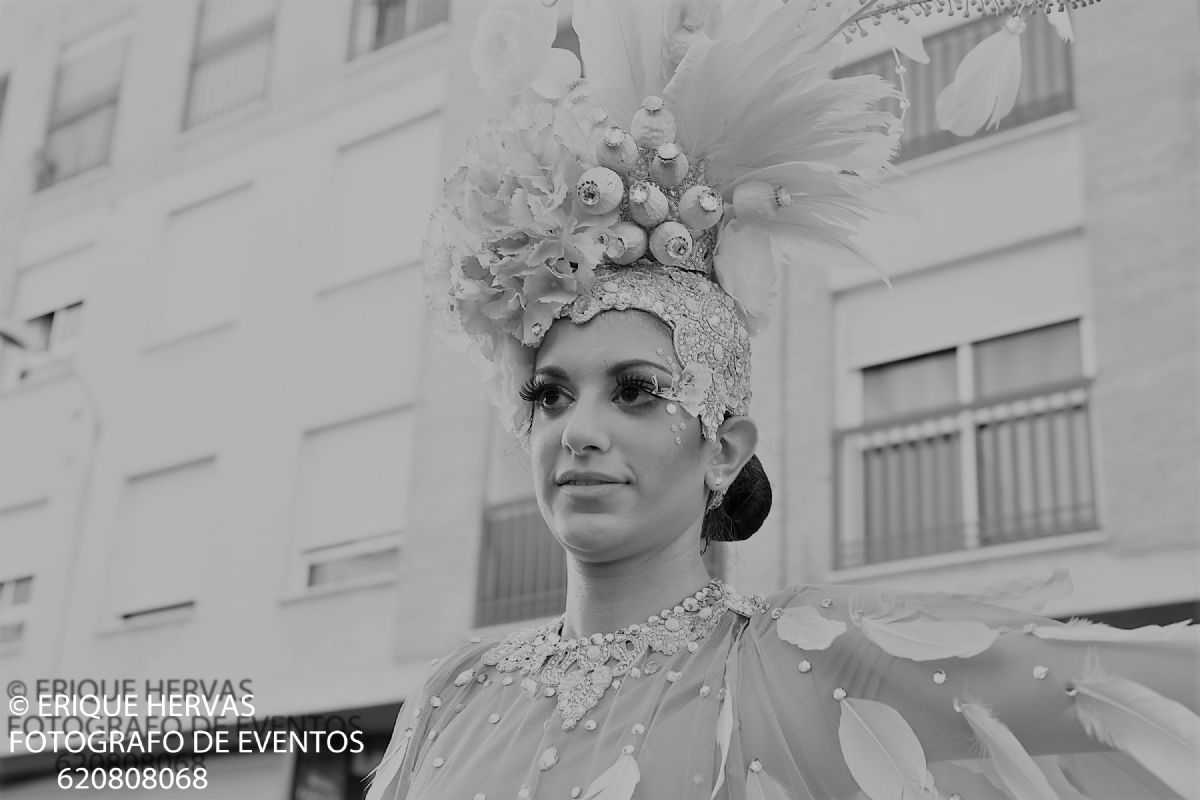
left=576, top=167, right=624, bottom=215
left=650, top=143, right=689, bottom=188
left=595, top=127, right=640, bottom=176
left=627, top=181, right=670, bottom=227
left=678, top=185, right=724, bottom=230
left=606, top=222, right=648, bottom=265
left=649, top=221, right=694, bottom=267
left=732, top=180, right=791, bottom=224
left=630, top=96, right=677, bottom=150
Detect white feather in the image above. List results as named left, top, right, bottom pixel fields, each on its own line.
left=776, top=605, right=847, bottom=651
left=935, top=23, right=1023, bottom=135
left=582, top=752, right=641, bottom=800
left=713, top=221, right=777, bottom=334
left=1032, top=756, right=1091, bottom=800
left=959, top=701, right=1058, bottom=800
left=710, top=681, right=734, bottom=800
left=838, top=697, right=936, bottom=800
left=1032, top=618, right=1196, bottom=643
left=854, top=600, right=999, bottom=661
left=573, top=0, right=673, bottom=126
left=1046, top=8, right=1074, bottom=43
left=747, top=768, right=798, bottom=800
left=959, top=569, right=1072, bottom=612
left=1070, top=650, right=1200, bottom=800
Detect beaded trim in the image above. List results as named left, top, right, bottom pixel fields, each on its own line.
left=481, top=580, right=766, bottom=730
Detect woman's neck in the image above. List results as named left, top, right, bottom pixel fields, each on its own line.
left=559, top=535, right=715, bottom=639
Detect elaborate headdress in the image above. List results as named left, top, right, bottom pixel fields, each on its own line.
left=424, top=0, right=1087, bottom=439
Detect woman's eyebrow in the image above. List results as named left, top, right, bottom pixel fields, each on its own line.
left=533, top=359, right=671, bottom=379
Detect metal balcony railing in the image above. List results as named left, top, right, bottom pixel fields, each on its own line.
left=348, top=0, right=450, bottom=59
left=836, top=379, right=1097, bottom=569
left=835, top=13, right=1073, bottom=162
left=477, top=498, right=567, bottom=627
left=184, top=0, right=275, bottom=130
left=38, top=44, right=125, bottom=188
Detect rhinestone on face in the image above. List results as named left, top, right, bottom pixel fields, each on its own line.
left=833, top=688, right=847, bottom=701
left=477, top=674, right=488, bottom=684
left=798, top=660, right=812, bottom=674
left=749, top=759, right=763, bottom=773
left=821, top=598, right=833, bottom=609
left=432, top=757, right=445, bottom=768
left=666, top=403, right=678, bottom=414
left=933, top=670, right=947, bottom=685
left=632, top=723, right=645, bottom=734
left=1033, top=665, right=1049, bottom=680
left=571, top=789, right=582, bottom=799
left=474, top=794, right=486, bottom=800
left=488, top=713, right=501, bottom=724
left=530, top=322, right=543, bottom=337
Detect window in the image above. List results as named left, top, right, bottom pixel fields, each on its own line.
left=836, top=13, right=1073, bottom=161
left=0, top=74, right=9, bottom=132
left=38, top=42, right=125, bottom=188
left=836, top=321, right=1096, bottom=568
left=347, top=0, right=449, bottom=59
left=0, top=576, right=34, bottom=647
left=290, top=708, right=396, bottom=800
left=477, top=498, right=566, bottom=627
left=184, top=0, right=275, bottom=129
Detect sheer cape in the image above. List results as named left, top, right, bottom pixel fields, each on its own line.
left=367, top=582, right=1199, bottom=800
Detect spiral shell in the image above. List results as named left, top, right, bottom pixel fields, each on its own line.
left=731, top=180, right=786, bottom=224
left=630, top=96, right=677, bottom=150
left=595, top=127, right=639, bottom=176
left=678, top=185, right=724, bottom=231
left=606, top=222, right=648, bottom=265
left=649, top=221, right=694, bottom=266
left=576, top=167, right=624, bottom=215
left=650, top=143, right=689, bottom=188
left=627, top=181, right=670, bottom=227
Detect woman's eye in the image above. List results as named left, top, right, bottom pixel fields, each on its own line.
left=614, top=378, right=660, bottom=406
left=535, top=386, right=571, bottom=411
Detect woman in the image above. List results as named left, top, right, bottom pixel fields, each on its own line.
left=370, top=1, right=1199, bottom=798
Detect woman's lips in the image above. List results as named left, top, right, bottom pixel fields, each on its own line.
left=557, top=480, right=626, bottom=498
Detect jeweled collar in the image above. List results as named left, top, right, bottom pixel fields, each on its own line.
left=480, top=580, right=766, bottom=730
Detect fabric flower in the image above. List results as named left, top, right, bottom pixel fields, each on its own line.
left=470, top=0, right=559, bottom=97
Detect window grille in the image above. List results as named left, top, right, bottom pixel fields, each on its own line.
left=477, top=498, right=566, bottom=627
left=184, top=0, right=275, bottom=129
left=347, top=0, right=449, bottom=60
left=835, top=13, right=1073, bottom=161
left=38, top=44, right=125, bottom=189
left=836, top=321, right=1096, bottom=568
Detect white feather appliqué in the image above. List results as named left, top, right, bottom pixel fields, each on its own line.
left=959, top=700, right=1058, bottom=800
left=776, top=605, right=847, bottom=651
left=838, top=697, right=936, bottom=800
left=581, top=751, right=641, bottom=800
left=1070, top=650, right=1200, bottom=800
left=1032, top=618, right=1196, bottom=643
left=853, top=600, right=998, bottom=661
left=936, top=17, right=1025, bottom=136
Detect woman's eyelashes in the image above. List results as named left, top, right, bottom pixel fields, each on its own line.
left=520, top=373, right=668, bottom=414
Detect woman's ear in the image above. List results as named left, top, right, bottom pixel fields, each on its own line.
left=708, top=416, right=758, bottom=484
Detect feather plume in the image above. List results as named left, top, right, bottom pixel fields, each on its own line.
left=935, top=20, right=1024, bottom=136
left=959, top=700, right=1058, bottom=800
left=747, top=767, right=798, bottom=800
left=710, top=681, right=734, bottom=800
left=1032, top=618, right=1196, bottom=643
left=957, top=569, right=1073, bottom=613
left=838, top=697, right=936, bottom=800
left=582, top=752, right=641, bottom=800
left=1046, top=8, right=1074, bottom=43
left=1070, top=650, right=1200, bottom=800
left=776, top=605, right=847, bottom=652
left=364, top=730, right=410, bottom=800
left=713, top=220, right=777, bottom=335
left=573, top=0, right=673, bottom=126
left=853, top=599, right=999, bottom=661
left=1058, top=751, right=1185, bottom=800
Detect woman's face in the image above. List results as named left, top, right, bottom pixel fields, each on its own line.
left=526, top=311, right=712, bottom=563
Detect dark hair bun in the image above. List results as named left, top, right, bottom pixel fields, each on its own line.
left=702, top=454, right=772, bottom=543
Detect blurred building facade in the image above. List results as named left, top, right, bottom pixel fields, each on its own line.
left=0, top=1, right=1195, bottom=797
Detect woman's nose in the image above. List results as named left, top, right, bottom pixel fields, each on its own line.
left=560, top=395, right=610, bottom=455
